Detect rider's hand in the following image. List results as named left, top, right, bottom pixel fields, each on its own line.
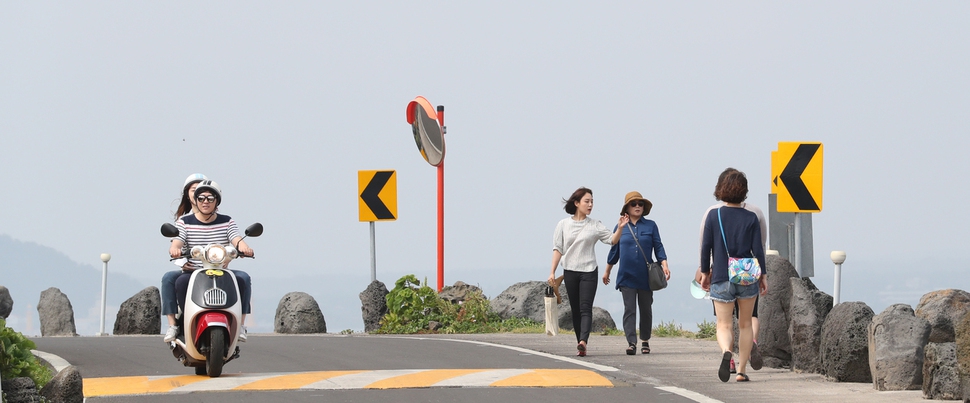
left=238, top=244, right=254, bottom=257
left=169, top=242, right=182, bottom=258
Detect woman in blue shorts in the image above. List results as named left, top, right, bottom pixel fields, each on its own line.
left=699, top=170, right=767, bottom=382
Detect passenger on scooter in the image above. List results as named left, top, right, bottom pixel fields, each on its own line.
left=169, top=180, right=254, bottom=342
left=163, top=173, right=211, bottom=343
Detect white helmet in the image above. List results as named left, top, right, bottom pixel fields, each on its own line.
left=194, top=180, right=222, bottom=206
left=182, top=173, right=208, bottom=197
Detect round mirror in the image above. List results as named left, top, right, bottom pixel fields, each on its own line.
left=406, top=96, right=445, bottom=166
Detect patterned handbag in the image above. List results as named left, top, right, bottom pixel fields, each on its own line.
left=717, top=208, right=761, bottom=285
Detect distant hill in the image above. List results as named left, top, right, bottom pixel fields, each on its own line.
left=0, top=235, right=150, bottom=336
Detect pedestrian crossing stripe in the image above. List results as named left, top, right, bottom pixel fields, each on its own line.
left=83, top=368, right=614, bottom=397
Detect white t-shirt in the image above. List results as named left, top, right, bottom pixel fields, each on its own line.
left=553, top=217, right=614, bottom=273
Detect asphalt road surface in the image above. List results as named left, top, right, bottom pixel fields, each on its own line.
left=32, top=334, right=699, bottom=403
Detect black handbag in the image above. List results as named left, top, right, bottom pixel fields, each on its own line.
left=627, top=223, right=668, bottom=291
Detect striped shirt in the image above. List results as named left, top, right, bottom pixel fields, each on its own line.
left=553, top=217, right=615, bottom=273
left=176, top=214, right=241, bottom=270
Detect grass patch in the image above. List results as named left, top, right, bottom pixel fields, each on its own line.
left=648, top=319, right=717, bottom=340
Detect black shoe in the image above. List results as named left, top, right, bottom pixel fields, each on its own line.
left=718, top=351, right=732, bottom=382
left=626, top=344, right=636, bottom=355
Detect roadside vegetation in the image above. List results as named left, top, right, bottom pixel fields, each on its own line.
left=1, top=318, right=54, bottom=392
left=375, top=274, right=718, bottom=340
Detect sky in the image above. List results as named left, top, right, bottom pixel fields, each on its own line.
left=2, top=2, right=969, bottom=335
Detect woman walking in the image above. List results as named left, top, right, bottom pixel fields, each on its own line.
left=699, top=170, right=767, bottom=382
left=549, top=187, right=627, bottom=356
left=602, top=191, right=669, bottom=355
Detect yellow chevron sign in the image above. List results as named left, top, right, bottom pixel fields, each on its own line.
left=773, top=142, right=823, bottom=213
left=358, top=170, right=397, bottom=222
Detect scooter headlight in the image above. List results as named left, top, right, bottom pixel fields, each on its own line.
left=190, top=246, right=204, bottom=260
left=205, top=244, right=227, bottom=264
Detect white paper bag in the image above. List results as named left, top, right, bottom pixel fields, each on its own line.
left=544, top=295, right=559, bottom=336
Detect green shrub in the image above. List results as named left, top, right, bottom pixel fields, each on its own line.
left=376, top=274, right=546, bottom=334
left=1, top=318, right=53, bottom=389
left=694, top=319, right=717, bottom=340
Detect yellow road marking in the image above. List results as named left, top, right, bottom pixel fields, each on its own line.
left=491, top=369, right=613, bottom=387
left=365, top=369, right=487, bottom=389
left=84, top=375, right=208, bottom=397
left=233, top=370, right=365, bottom=391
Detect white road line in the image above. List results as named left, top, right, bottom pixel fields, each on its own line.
left=391, top=336, right=619, bottom=373
left=432, top=369, right=532, bottom=387
left=656, top=386, right=725, bottom=403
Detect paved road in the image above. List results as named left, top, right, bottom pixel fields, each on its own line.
left=31, top=334, right=693, bottom=403
left=32, top=332, right=928, bottom=403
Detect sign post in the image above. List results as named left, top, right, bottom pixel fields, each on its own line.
left=358, top=170, right=398, bottom=282
left=406, top=96, right=447, bottom=291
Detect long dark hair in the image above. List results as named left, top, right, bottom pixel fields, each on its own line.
left=175, top=181, right=201, bottom=218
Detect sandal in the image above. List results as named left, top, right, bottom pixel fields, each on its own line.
left=718, top=351, right=732, bottom=382
left=626, top=344, right=636, bottom=355
left=641, top=341, right=650, bottom=354
left=736, top=373, right=750, bottom=382
left=577, top=341, right=587, bottom=357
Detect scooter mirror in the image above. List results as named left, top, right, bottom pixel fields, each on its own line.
left=245, top=223, right=263, bottom=238
left=160, top=223, right=179, bottom=238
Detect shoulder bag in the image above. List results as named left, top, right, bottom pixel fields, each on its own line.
left=626, top=223, right=667, bottom=291
left=717, top=208, right=762, bottom=285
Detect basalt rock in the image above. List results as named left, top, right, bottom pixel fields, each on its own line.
left=923, top=342, right=961, bottom=400
left=492, top=281, right=565, bottom=323
left=0, top=377, right=42, bottom=403
left=758, top=255, right=800, bottom=368
left=359, top=280, right=389, bottom=333
left=916, top=289, right=970, bottom=343
left=819, top=301, right=873, bottom=382
left=113, top=286, right=161, bottom=335
left=0, top=285, right=13, bottom=318
left=869, top=304, right=931, bottom=391
left=789, top=277, right=832, bottom=374
left=438, top=281, right=484, bottom=304
left=37, top=287, right=77, bottom=337
left=39, top=365, right=84, bottom=403
left=275, top=292, right=327, bottom=334
left=955, top=311, right=970, bottom=402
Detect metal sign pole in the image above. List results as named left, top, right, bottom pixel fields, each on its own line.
left=369, top=222, right=377, bottom=282
left=793, top=213, right=802, bottom=277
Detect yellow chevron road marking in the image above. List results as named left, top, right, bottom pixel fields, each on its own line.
left=84, top=375, right=207, bottom=397
left=84, top=369, right=612, bottom=397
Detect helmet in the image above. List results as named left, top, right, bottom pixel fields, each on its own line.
left=182, top=173, right=208, bottom=197
left=194, top=180, right=222, bottom=206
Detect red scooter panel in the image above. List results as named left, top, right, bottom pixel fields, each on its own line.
left=195, top=312, right=231, bottom=340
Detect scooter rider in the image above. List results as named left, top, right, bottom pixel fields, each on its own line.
left=170, top=180, right=254, bottom=342
left=163, top=173, right=208, bottom=343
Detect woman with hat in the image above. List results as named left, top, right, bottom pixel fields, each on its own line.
left=602, top=191, right=669, bottom=355
left=549, top=187, right=627, bottom=357
left=170, top=179, right=255, bottom=342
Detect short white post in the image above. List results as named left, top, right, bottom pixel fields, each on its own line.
left=99, top=253, right=111, bottom=336
left=830, top=251, right=846, bottom=305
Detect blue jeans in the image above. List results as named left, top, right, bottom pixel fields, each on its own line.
left=175, top=269, right=251, bottom=314
left=709, top=280, right=759, bottom=303
left=160, top=270, right=180, bottom=316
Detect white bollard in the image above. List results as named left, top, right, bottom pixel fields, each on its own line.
left=99, top=253, right=111, bottom=336
left=830, top=251, right=846, bottom=305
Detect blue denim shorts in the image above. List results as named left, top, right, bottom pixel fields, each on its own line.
left=709, top=280, right=759, bottom=303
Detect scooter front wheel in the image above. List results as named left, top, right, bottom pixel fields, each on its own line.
left=205, top=329, right=226, bottom=377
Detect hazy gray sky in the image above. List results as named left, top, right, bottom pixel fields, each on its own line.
left=3, top=2, right=968, bottom=333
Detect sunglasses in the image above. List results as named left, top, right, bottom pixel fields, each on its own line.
left=196, top=195, right=217, bottom=203
left=628, top=200, right=646, bottom=208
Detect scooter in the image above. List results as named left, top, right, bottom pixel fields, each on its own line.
left=160, top=222, right=262, bottom=377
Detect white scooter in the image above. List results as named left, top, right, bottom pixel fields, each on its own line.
left=160, top=222, right=262, bottom=377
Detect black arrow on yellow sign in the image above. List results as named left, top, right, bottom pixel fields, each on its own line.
left=360, top=171, right=395, bottom=220
left=779, top=143, right=821, bottom=211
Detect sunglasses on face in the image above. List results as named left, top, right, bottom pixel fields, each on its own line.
left=196, top=195, right=217, bottom=203
left=628, top=201, right=646, bottom=208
